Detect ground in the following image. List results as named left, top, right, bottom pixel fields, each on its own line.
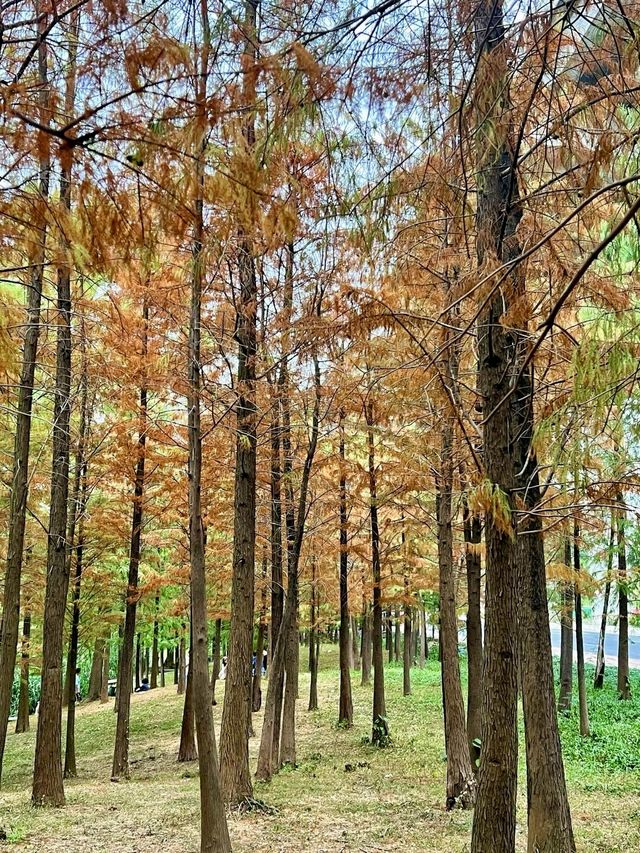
left=1, top=647, right=640, bottom=852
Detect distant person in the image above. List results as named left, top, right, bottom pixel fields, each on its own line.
left=75, top=668, right=81, bottom=702
left=219, top=656, right=227, bottom=680
left=135, top=676, right=150, bottom=692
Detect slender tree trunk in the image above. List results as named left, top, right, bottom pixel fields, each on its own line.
left=151, top=595, right=160, bottom=689
left=366, top=403, right=386, bottom=744
left=211, top=619, right=221, bottom=705
left=338, top=417, right=354, bottom=725
left=218, top=0, right=259, bottom=803
left=187, top=16, right=232, bottom=842
left=594, top=516, right=615, bottom=689
left=88, top=638, right=105, bottom=701
left=463, top=505, right=482, bottom=767
left=177, top=632, right=186, bottom=695
left=616, top=497, right=631, bottom=700
left=403, top=554, right=412, bottom=696
left=351, top=616, right=360, bottom=671
left=15, top=608, right=31, bottom=734
left=252, top=560, right=268, bottom=713
left=386, top=612, right=393, bottom=663
left=135, top=633, right=141, bottom=691
left=574, top=525, right=590, bottom=736
left=31, top=16, right=78, bottom=804
left=0, top=7, right=51, bottom=781
left=419, top=609, right=427, bottom=667
left=111, top=295, right=148, bottom=781
left=361, top=602, right=372, bottom=686
left=308, top=557, right=319, bottom=711
left=437, top=425, right=475, bottom=808
left=100, top=639, right=110, bottom=704
left=558, top=540, right=573, bottom=713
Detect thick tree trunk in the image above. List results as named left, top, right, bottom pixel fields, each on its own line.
left=187, top=21, right=232, bottom=841
left=594, top=516, right=615, bottom=689
left=218, top=0, right=259, bottom=808
left=366, top=404, right=386, bottom=744
left=15, top=609, right=31, bottom=734
left=111, top=298, right=148, bottom=780
left=464, top=505, right=482, bottom=767
left=558, top=540, right=573, bottom=713
left=616, top=498, right=631, bottom=700
left=151, top=595, right=160, bottom=689
left=178, top=629, right=198, bottom=762
left=31, top=23, right=78, bottom=803
left=0, top=8, right=51, bottom=781
left=574, top=526, right=590, bottom=736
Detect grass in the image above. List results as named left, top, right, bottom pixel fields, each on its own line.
left=1, top=646, right=639, bottom=851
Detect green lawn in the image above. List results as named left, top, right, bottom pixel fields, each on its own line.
left=1, top=646, right=639, bottom=851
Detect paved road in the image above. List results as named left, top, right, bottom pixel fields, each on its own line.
left=549, top=625, right=640, bottom=669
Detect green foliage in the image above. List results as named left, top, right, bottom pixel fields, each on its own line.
left=9, top=673, right=39, bottom=717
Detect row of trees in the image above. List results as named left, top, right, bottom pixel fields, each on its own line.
left=1, top=1, right=640, bottom=851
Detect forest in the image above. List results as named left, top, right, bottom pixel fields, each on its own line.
left=1, top=0, right=640, bottom=851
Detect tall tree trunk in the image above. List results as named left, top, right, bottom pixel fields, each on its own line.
left=252, top=558, right=268, bottom=713
left=308, top=557, right=318, bottom=711
left=574, top=525, right=590, bottom=736
left=594, top=516, right=615, bottom=689
left=419, top=608, right=427, bottom=668
left=218, top=0, right=259, bottom=805
left=0, top=5, right=51, bottom=781
left=151, top=594, right=160, bottom=689
left=403, top=547, right=412, bottom=697
left=111, top=294, right=148, bottom=781
left=366, top=403, right=386, bottom=744
left=351, top=616, right=360, bottom=671
left=437, top=425, right=475, bottom=808
left=187, top=11, right=232, bottom=842
left=31, top=15, right=78, bottom=805
left=15, top=607, right=31, bottom=734
left=558, top=540, right=573, bottom=712
left=386, top=612, right=393, bottom=663
left=135, top=632, right=141, bottom=691
left=178, top=626, right=197, bottom=762
left=338, top=416, right=354, bottom=725
left=616, top=497, right=631, bottom=700
left=471, top=0, right=520, bottom=844
left=463, top=504, right=482, bottom=767
left=394, top=608, right=401, bottom=662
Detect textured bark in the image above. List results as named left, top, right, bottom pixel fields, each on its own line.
left=438, top=425, right=475, bottom=809
left=178, top=632, right=197, bottom=762
left=471, top=0, right=519, bottom=844
left=558, top=540, right=573, bottom=713
left=135, top=632, right=141, bottom=691
left=218, top=0, right=259, bottom=802
left=574, top=526, right=590, bottom=736
left=308, top=557, right=319, bottom=711
left=31, top=21, right=78, bottom=804
left=463, top=505, right=482, bottom=767
left=616, top=498, right=631, bottom=700
left=366, top=403, right=386, bottom=743
left=15, top=608, right=31, bottom=734
left=338, top=420, right=354, bottom=725
left=111, top=296, right=148, bottom=781
left=0, top=9, right=50, bottom=782
left=187, top=21, right=232, bottom=840
left=594, top=516, right=615, bottom=689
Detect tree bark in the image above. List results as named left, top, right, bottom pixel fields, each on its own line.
left=0, top=6, right=51, bottom=781
left=15, top=608, right=31, bottom=734
left=151, top=594, right=160, bottom=689
left=463, top=504, right=482, bottom=767
left=361, top=601, right=372, bottom=686
left=211, top=619, right=221, bottom=705
left=31, top=16, right=78, bottom=804
left=308, top=557, right=319, bottom=711
left=100, top=639, right=110, bottom=704
left=594, top=516, right=615, bottom=689
left=178, top=627, right=197, bottom=762
left=616, top=497, right=631, bottom=700
left=111, top=294, right=148, bottom=781
left=218, top=0, right=259, bottom=804
left=252, top=560, right=268, bottom=713
left=88, top=638, right=105, bottom=701
left=366, top=402, right=386, bottom=744
left=403, top=559, right=412, bottom=697
left=574, top=525, right=590, bottom=736
left=558, top=540, right=573, bottom=713
left=338, top=417, right=354, bottom=725
left=177, top=632, right=186, bottom=694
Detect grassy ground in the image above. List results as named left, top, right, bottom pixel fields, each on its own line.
left=1, top=646, right=639, bottom=852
